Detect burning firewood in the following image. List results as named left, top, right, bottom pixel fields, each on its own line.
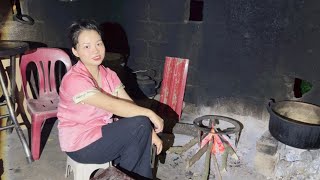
left=166, top=115, right=242, bottom=180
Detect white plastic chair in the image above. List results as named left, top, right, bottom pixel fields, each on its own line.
left=65, top=156, right=111, bottom=180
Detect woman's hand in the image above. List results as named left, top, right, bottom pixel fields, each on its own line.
left=148, top=112, right=164, bottom=133
left=152, top=131, right=163, bottom=155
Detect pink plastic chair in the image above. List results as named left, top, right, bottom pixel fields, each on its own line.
left=20, top=48, right=72, bottom=160
left=159, top=56, right=189, bottom=120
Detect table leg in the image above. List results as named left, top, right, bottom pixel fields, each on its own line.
left=10, top=55, right=16, bottom=105
left=6, top=55, right=17, bottom=134
left=0, top=59, right=33, bottom=163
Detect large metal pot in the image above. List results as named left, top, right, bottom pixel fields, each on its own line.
left=267, top=100, right=320, bottom=149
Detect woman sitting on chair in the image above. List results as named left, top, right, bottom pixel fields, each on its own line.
left=57, top=19, right=163, bottom=179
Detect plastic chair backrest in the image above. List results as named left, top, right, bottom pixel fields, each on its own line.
left=20, top=48, right=72, bottom=99
left=159, top=56, right=189, bottom=120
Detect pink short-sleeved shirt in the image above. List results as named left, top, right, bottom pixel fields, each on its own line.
left=57, top=61, right=124, bottom=152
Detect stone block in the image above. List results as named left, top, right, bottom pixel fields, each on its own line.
left=256, top=130, right=279, bottom=156
left=254, top=151, right=278, bottom=178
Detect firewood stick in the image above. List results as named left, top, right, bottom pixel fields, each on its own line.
left=198, top=130, right=202, bottom=147
left=202, top=141, right=213, bottom=180
left=221, top=145, right=229, bottom=173
left=211, top=151, right=222, bottom=180
left=168, top=137, right=198, bottom=154
left=221, top=142, right=239, bottom=173
left=186, top=143, right=208, bottom=168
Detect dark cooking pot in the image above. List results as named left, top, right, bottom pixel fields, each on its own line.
left=267, top=99, right=320, bottom=149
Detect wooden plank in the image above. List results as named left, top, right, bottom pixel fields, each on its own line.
left=159, top=57, right=189, bottom=120
left=186, top=143, right=208, bottom=168
left=168, top=136, right=198, bottom=154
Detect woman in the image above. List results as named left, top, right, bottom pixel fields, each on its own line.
left=57, top=19, right=163, bottom=179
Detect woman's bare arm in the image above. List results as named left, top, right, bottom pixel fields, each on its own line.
left=116, top=87, right=134, bottom=102
left=82, top=91, right=164, bottom=133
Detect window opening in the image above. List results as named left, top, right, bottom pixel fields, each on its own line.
left=189, top=0, right=204, bottom=21
left=293, top=78, right=312, bottom=98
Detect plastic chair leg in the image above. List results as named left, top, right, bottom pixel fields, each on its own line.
left=31, top=119, right=43, bottom=160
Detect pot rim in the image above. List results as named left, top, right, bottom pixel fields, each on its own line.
left=270, top=100, right=320, bottom=126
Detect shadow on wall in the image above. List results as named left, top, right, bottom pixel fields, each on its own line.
left=99, top=22, right=130, bottom=65
left=98, top=22, right=142, bottom=100
left=99, top=21, right=159, bottom=100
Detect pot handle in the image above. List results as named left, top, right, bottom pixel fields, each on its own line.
left=267, top=98, right=276, bottom=113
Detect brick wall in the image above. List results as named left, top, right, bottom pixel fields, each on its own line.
left=1, top=0, right=320, bottom=114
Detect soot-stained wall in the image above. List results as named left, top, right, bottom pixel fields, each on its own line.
left=120, top=0, right=320, bottom=107
left=2, top=0, right=320, bottom=110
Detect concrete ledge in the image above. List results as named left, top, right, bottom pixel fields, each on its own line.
left=254, top=130, right=280, bottom=177
left=254, top=152, right=278, bottom=177
left=256, top=130, right=279, bottom=156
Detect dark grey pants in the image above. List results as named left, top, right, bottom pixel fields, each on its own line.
left=66, top=116, right=153, bottom=179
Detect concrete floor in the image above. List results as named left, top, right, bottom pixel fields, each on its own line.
left=1, top=120, right=73, bottom=180
left=0, top=102, right=197, bottom=180
left=0, top=120, right=198, bottom=180
left=0, top=103, right=268, bottom=180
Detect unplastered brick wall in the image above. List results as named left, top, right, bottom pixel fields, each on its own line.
left=123, top=0, right=199, bottom=85
left=121, top=0, right=320, bottom=108
left=2, top=0, right=320, bottom=110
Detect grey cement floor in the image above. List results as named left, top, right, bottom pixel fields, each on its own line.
left=0, top=105, right=197, bottom=180
left=0, top=103, right=268, bottom=180
left=2, top=120, right=73, bottom=180
left=1, top=120, right=198, bottom=180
